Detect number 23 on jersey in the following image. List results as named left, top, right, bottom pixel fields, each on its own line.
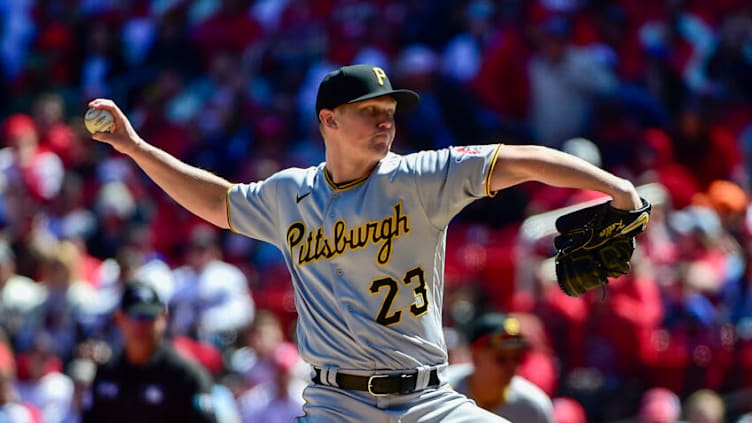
left=369, top=266, right=429, bottom=326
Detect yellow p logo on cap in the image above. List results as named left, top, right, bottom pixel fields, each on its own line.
left=372, top=67, right=387, bottom=86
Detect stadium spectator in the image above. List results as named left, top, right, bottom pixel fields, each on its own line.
left=551, top=397, right=587, bottom=423
left=0, top=333, right=40, bottom=423
left=83, top=281, right=217, bottom=423
left=0, top=240, right=45, bottom=347
left=0, top=113, right=64, bottom=212
left=16, top=241, right=97, bottom=361
left=237, top=342, right=306, bottom=423
left=169, top=224, right=255, bottom=348
left=638, top=387, right=682, bottom=423
left=683, top=389, right=725, bottom=423
left=448, top=312, right=555, bottom=422
left=527, top=15, right=619, bottom=147
left=230, top=310, right=294, bottom=390
left=14, top=333, right=74, bottom=423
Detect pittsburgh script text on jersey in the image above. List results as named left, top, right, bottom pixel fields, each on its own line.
left=286, top=201, right=410, bottom=266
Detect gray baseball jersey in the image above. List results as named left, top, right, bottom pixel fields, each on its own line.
left=227, top=145, right=501, bottom=371
left=447, top=364, right=555, bottom=423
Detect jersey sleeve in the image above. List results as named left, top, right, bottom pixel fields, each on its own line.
left=408, top=144, right=502, bottom=228
left=226, top=177, right=281, bottom=245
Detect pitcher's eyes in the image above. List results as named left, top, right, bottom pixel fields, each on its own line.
left=360, top=105, right=395, bottom=119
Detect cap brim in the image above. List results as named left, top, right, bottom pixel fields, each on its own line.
left=123, top=303, right=164, bottom=318
left=347, top=89, right=420, bottom=112
left=492, top=338, right=529, bottom=350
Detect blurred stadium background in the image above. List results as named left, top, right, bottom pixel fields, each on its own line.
left=1, top=0, right=752, bottom=421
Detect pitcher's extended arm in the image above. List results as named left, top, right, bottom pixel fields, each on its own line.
left=88, top=99, right=232, bottom=229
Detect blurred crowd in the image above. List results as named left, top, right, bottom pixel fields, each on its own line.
left=1, top=0, right=752, bottom=421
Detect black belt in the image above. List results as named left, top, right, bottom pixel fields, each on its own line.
left=312, top=368, right=441, bottom=396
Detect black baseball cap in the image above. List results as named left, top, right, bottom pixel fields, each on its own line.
left=315, top=64, right=420, bottom=119
left=119, top=282, right=165, bottom=317
left=467, top=313, right=529, bottom=350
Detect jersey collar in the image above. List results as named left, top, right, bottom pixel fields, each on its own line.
left=323, top=165, right=372, bottom=191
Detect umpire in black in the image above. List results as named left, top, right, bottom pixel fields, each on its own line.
left=82, top=281, right=217, bottom=422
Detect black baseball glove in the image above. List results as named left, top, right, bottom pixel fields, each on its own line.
left=553, top=197, right=652, bottom=297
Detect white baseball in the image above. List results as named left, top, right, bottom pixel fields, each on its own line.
left=84, top=108, right=114, bottom=134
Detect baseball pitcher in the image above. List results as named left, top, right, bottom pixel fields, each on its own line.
left=87, top=64, right=647, bottom=422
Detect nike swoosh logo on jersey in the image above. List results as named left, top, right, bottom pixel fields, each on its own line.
left=296, top=191, right=311, bottom=203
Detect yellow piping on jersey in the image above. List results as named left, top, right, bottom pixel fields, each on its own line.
left=485, top=144, right=503, bottom=198
left=323, top=167, right=370, bottom=191
left=226, top=184, right=239, bottom=233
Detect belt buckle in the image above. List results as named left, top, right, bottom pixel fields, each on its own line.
left=367, top=374, right=392, bottom=397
